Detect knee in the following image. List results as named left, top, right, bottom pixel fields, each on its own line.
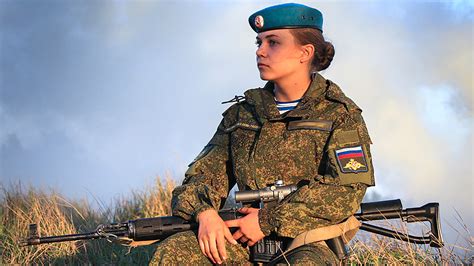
left=285, top=243, right=339, bottom=266
left=150, top=231, right=208, bottom=265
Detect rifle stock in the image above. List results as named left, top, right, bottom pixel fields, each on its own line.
left=355, top=199, right=443, bottom=248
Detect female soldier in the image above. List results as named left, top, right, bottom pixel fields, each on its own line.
left=151, top=3, right=374, bottom=265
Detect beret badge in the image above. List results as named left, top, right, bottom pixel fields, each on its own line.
left=254, top=15, right=264, bottom=29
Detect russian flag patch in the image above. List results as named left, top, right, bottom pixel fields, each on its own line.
left=335, top=146, right=368, bottom=173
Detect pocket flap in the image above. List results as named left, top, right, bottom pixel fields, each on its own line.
left=223, top=122, right=261, bottom=133
left=287, top=120, right=333, bottom=131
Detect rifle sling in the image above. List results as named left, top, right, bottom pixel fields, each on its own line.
left=116, top=238, right=160, bottom=247
left=283, top=216, right=360, bottom=255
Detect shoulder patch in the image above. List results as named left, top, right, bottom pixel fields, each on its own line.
left=335, top=145, right=368, bottom=173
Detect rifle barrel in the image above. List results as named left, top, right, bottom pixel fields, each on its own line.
left=19, top=223, right=129, bottom=246
left=19, top=232, right=101, bottom=246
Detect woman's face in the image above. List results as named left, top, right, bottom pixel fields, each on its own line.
left=255, top=29, right=308, bottom=82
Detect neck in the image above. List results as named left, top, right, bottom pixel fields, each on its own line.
left=273, top=72, right=312, bottom=102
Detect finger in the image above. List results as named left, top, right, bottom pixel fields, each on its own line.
left=199, top=239, right=206, bottom=257
left=224, top=219, right=240, bottom=228
left=248, top=240, right=257, bottom=247
left=216, top=232, right=227, bottom=261
left=238, top=207, right=252, bottom=214
left=209, top=235, right=222, bottom=264
left=204, top=240, right=215, bottom=264
left=224, top=227, right=238, bottom=245
left=240, top=236, right=249, bottom=243
left=232, top=229, right=244, bottom=240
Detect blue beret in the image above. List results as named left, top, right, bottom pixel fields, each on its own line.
left=248, top=3, right=323, bottom=33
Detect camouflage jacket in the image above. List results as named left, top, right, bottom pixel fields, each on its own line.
left=172, top=73, right=375, bottom=238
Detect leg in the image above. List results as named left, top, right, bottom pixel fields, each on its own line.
left=270, top=242, right=339, bottom=266
left=149, top=230, right=250, bottom=265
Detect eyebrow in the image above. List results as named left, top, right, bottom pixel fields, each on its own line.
left=256, top=34, right=280, bottom=41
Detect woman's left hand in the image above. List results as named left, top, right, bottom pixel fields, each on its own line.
left=224, top=207, right=265, bottom=246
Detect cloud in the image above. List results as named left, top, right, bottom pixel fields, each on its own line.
left=0, top=0, right=472, bottom=246
left=316, top=1, right=473, bottom=244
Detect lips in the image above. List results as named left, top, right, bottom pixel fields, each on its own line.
left=257, top=63, right=269, bottom=68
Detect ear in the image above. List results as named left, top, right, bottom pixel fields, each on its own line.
left=300, top=44, right=315, bottom=64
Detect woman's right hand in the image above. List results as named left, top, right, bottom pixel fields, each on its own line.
left=197, top=209, right=238, bottom=264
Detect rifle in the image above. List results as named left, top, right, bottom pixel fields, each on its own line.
left=19, top=182, right=444, bottom=261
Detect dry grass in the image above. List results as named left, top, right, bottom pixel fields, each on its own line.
left=0, top=176, right=472, bottom=264
left=349, top=232, right=464, bottom=264
left=112, top=174, right=174, bottom=221
left=347, top=218, right=472, bottom=265
left=0, top=184, right=79, bottom=263
left=0, top=176, right=174, bottom=264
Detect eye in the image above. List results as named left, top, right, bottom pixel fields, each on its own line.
left=269, top=40, right=278, bottom=47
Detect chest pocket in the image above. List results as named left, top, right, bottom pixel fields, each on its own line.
left=225, top=121, right=261, bottom=162
left=286, top=119, right=333, bottom=168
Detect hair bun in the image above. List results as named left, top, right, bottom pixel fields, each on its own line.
left=318, top=41, right=335, bottom=71
left=290, top=28, right=335, bottom=72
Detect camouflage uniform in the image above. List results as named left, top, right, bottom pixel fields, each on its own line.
left=151, top=73, right=375, bottom=265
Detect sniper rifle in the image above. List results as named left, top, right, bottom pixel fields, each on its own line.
left=19, top=182, right=444, bottom=262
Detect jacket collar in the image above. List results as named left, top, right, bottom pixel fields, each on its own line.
left=244, top=73, right=328, bottom=121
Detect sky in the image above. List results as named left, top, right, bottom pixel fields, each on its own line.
left=1, top=0, right=472, bottom=252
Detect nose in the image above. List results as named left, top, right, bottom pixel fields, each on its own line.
left=256, top=44, right=266, bottom=58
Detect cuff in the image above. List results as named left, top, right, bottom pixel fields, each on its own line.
left=258, top=207, right=279, bottom=236
left=192, top=204, right=215, bottom=223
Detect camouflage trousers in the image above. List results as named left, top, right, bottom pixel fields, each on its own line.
left=149, top=230, right=339, bottom=265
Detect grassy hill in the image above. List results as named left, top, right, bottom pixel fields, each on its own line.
left=1, top=177, right=471, bottom=264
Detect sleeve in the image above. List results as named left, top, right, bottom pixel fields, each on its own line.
left=171, top=118, right=235, bottom=222
left=258, top=110, right=375, bottom=238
